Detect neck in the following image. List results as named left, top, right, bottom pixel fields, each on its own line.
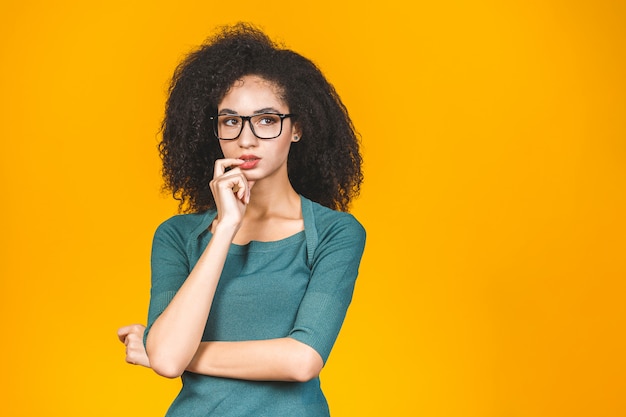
left=246, top=176, right=300, bottom=218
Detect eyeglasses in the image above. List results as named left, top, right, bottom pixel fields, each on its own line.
left=210, top=113, right=295, bottom=140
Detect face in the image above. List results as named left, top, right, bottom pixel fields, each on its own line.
left=216, top=75, right=299, bottom=183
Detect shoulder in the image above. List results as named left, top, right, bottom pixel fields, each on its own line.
left=153, top=210, right=216, bottom=245
left=308, top=198, right=365, bottom=234
left=306, top=197, right=366, bottom=245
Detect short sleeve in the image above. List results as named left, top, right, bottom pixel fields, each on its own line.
left=143, top=218, right=191, bottom=345
left=288, top=214, right=366, bottom=363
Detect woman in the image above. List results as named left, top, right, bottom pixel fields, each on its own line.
left=118, top=23, right=365, bottom=416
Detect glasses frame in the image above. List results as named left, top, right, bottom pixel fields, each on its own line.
left=210, top=113, right=295, bottom=140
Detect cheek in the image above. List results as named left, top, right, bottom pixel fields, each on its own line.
left=278, top=139, right=294, bottom=158
left=219, top=141, right=235, bottom=157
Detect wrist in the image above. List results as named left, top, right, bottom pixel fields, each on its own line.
left=211, top=217, right=240, bottom=239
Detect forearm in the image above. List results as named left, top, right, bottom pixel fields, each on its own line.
left=186, top=338, right=324, bottom=382
left=147, top=223, right=238, bottom=378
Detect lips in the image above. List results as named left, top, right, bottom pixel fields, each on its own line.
left=239, top=154, right=260, bottom=170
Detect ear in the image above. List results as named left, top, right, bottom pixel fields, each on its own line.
left=290, top=123, right=303, bottom=143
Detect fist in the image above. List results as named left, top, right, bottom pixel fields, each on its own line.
left=117, top=324, right=150, bottom=368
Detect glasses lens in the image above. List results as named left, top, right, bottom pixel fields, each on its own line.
left=215, top=115, right=242, bottom=140
left=250, top=114, right=283, bottom=139
left=215, top=114, right=284, bottom=140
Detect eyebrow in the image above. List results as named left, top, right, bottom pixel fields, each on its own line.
left=218, top=107, right=282, bottom=115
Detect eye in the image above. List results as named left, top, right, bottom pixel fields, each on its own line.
left=219, top=116, right=241, bottom=127
left=256, top=114, right=280, bottom=126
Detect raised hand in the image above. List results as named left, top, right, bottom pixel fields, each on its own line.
left=209, top=158, right=255, bottom=230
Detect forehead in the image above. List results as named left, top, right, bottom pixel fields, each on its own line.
left=218, top=75, right=286, bottom=112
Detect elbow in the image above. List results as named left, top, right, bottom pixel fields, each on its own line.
left=145, top=334, right=190, bottom=379
left=147, top=349, right=187, bottom=379
left=152, top=363, right=184, bottom=379
left=289, top=345, right=324, bottom=382
left=150, top=359, right=185, bottom=379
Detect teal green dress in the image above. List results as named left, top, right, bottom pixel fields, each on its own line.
left=145, top=196, right=366, bottom=416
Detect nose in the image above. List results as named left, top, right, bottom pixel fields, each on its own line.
left=237, top=119, right=259, bottom=147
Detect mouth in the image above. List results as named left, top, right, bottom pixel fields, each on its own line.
left=239, top=155, right=261, bottom=169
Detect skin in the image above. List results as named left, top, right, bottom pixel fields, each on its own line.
left=117, top=75, right=323, bottom=382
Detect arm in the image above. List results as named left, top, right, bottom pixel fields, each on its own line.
left=146, top=159, right=252, bottom=378
left=142, top=196, right=364, bottom=381
left=188, top=338, right=323, bottom=382
left=117, top=325, right=322, bottom=381
left=186, top=214, right=366, bottom=382
left=146, top=222, right=236, bottom=378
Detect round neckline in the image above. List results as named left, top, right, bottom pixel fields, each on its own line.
left=226, top=230, right=306, bottom=254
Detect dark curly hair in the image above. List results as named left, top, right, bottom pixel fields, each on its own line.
left=159, top=23, right=363, bottom=213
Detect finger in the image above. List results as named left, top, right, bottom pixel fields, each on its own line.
left=235, top=175, right=249, bottom=202
left=117, top=325, right=132, bottom=342
left=213, top=158, right=244, bottom=178
left=130, top=323, right=146, bottom=332
left=214, top=169, right=249, bottom=200
left=118, top=324, right=146, bottom=343
left=125, top=333, right=138, bottom=345
left=126, top=346, right=139, bottom=362
left=246, top=180, right=255, bottom=204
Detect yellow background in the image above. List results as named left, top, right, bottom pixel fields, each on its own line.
left=1, top=1, right=625, bottom=416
